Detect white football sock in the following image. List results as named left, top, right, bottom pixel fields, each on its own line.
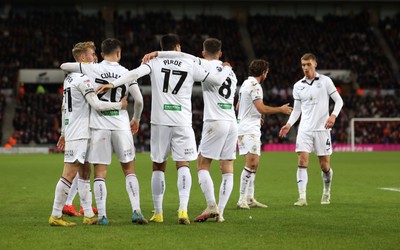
left=94, top=177, right=107, bottom=218
left=198, top=169, right=216, bottom=206
left=65, top=173, right=78, bottom=206
left=178, top=166, right=192, bottom=211
left=151, top=171, right=165, bottom=214
left=51, top=177, right=71, bottom=218
left=297, top=167, right=308, bottom=200
left=247, top=173, right=256, bottom=202
left=322, top=168, right=333, bottom=194
left=238, top=167, right=254, bottom=203
left=78, top=178, right=94, bottom=218
left=218, top=173, right=233, bottom=214
left=126, top=174, right=141, bottom=212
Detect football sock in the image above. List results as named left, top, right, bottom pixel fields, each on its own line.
left=218, top=173, right=233, bottom=214
left=65, top=173, right=79, bottom=206
left=297, top=166, right=308, bottom=200
left=151, top=171, right=165, bottom=214
left=322, top=168, right=333, bottom=194
left=198, top=169, right=216, bottom=206
left=78, top=178, right=94, bottom=218
left=51, top=176, right=71, bottom=218
left=126, top=174, right=141, bottom=212
left=238, top=167, right=254, bottom=203
left=177, top=166, right=192, bottom=211
left=247, top=173, right=256, bottom=203
left=94, top=177, right=107, bottom=218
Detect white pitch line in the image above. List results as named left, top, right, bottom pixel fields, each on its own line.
left=379, top=187, right=400, bottom=192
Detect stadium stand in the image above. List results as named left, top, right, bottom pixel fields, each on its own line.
left=1, top=5, right=400, bottom=148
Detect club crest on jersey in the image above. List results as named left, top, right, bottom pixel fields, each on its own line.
left=216, top=66, right=222, bottom=72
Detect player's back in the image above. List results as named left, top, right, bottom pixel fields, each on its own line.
left=63, top=72, right=92, bottom=141
left=79, top=61, right=131, bottom=130
left=200, top=59, right=237, bottom=121
left=146, top=56, right=207, bottom=126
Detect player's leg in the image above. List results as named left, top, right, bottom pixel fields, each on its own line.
left=113, top=130, right=147, bottom=224
left=149, top=125, right=171, bottom=223
left=62, top=173, right=80, bottom=216
left=78, top=161, right=97, bottom=224
left=237, top=134, right=260, bottom=209
left=315, top=131, right=333, bottom=205
left=151, top=161, right=167, bottom=223
left=49, top=162, right=79, bottom=226
left=194, top=155, right=218, bottom=222
left=88, top=129, right=112, bottom=225
left=217, top=160, right=234, bottom=222
left=294, top=131, right=313, bottom=206
left=50, top=139, right=87, bottom=226
left=171, top=126, right=197, bottom=225
left=295, top=152, right=309, bottom=206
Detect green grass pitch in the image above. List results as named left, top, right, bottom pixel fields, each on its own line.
left=0, top=152, right=399, bottom=249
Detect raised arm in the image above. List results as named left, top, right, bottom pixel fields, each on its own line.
left=96, top=64, right=151, bottom=94
left=60, top=62, right=81, bottom=73
left=253, top=100, right=292, bottom=115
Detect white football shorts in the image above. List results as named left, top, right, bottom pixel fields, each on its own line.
left=64, top=139, right=89, bottom=164
left=295, top=130, right=332, bottom=156
left=150, top=124, right=197, bottom=163
left=198, top=120, right=237, bottom=160
left=87, top=129, right=135, bottom=165
left=237, top=134, right=261, bottom=156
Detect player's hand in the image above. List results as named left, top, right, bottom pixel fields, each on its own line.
left=142, top=51, right=158, bottom=64
left=130, top=119, right=140, bottom=134
left=260, top=118, right=264, bottom=126
left=325, top=114, right=336, bottom=129
left=280, top=103, right=293, bottom=115
left=120, top=96, right=128, bottom=110
left=96, top=84, right=114, bottom=94
left=222, top=61, right=231, bottom=68
left=279, top=124, right=291, bottom=138
left=57, top=135, right=65, bottom=151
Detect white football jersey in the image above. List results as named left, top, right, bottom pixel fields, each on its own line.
left=78, top=61, right=134, bottom=130
left=200, top=59, right=237, bottom=121
left=63, top=72, right=93, bottom=141
left=237, top=77, right=263, bottom=136
left=145, top=56, right=210, bottom=126
left=293, top=72, right=338, bottom=131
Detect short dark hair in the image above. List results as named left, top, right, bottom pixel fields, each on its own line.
left=203, top=38, right=222, bottom=55
left=101, top=38, right=121, bottom=55
left=301, top=53, right=317, bottom=62
left=248, top=59, right=269, bottom=77
left=160, top=34, right=180, bottom=51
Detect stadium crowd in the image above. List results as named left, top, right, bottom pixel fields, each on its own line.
left=1, top=7, right=400, bottom=147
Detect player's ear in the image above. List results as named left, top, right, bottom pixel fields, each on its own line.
left=101, top=52, right=105, bottom=59
left=218, top=51, right=222, bottom=59
left=202, top=51, right=206, bottom=58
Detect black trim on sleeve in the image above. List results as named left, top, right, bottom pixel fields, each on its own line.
left=84, top=90, right=95, bottom=97
left=144, top=63, right=152, bottom=74
left=79, top=63, right=83, bottom=73
left=201, top=72, right=210, bottom=82
left=329, top=90, right=338, bottom=96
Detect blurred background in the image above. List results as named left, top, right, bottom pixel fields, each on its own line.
left=1, top=0, right=399, bottom=152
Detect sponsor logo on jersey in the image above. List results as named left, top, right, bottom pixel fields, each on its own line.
left=65, top=119, right=69, bottom=125
left=100, top=110, right=120, bottom=116
left=218, top=103, right=232, bottom=110
left=163, top=104, right=182, bottom=111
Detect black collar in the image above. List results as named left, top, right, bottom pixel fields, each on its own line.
left=301, top=77, right=319, bottom=86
